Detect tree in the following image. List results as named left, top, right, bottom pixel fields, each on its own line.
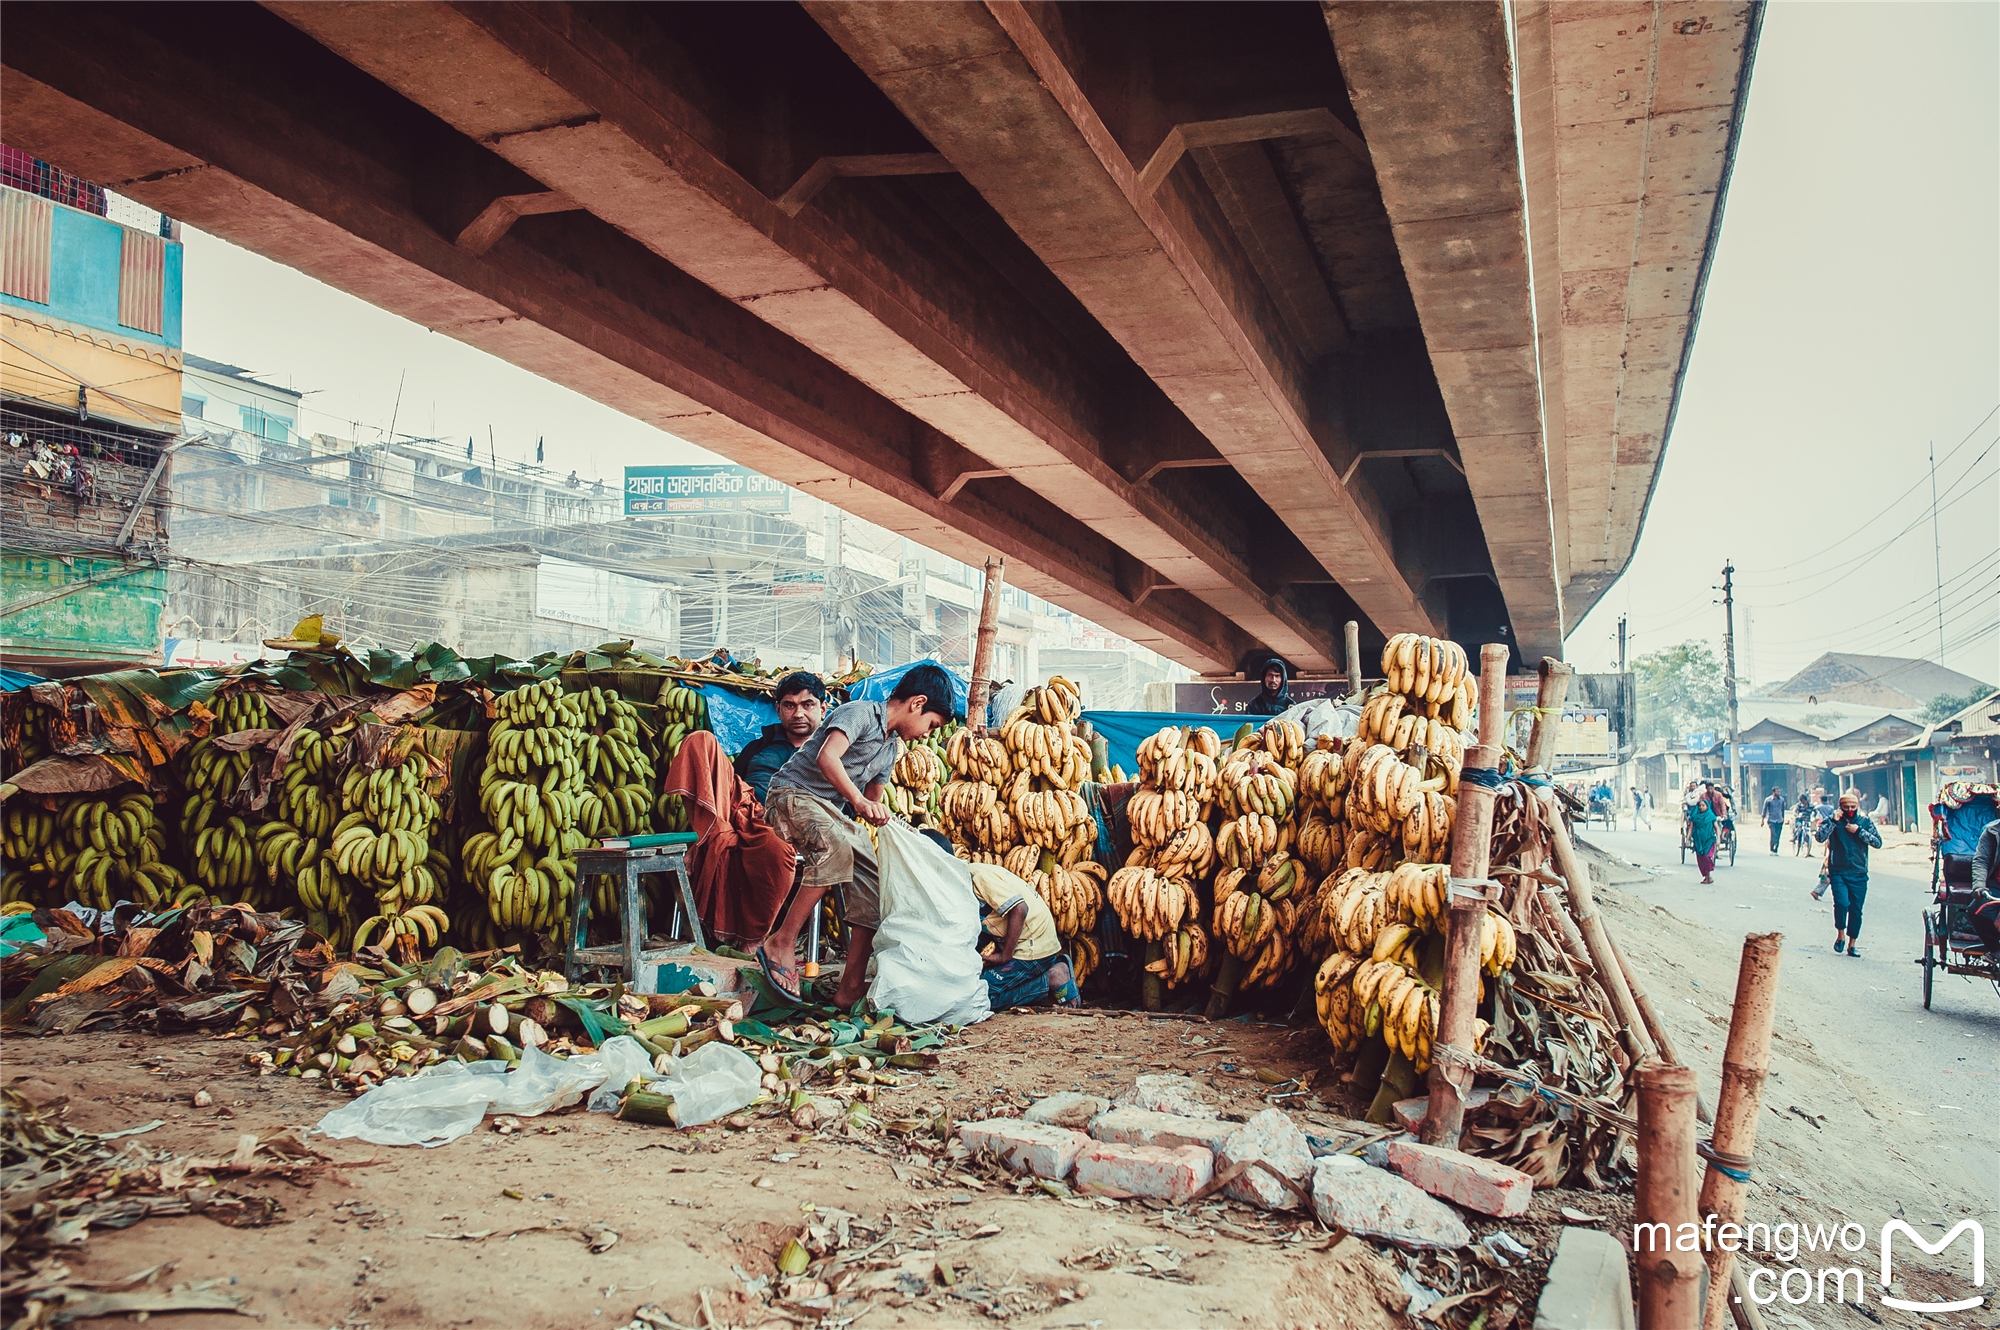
left=1923, top=688, right=1996, bottom=724
left=1632, top=639, right=1729, bottom=745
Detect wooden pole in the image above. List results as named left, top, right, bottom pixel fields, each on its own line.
left=966, top=556, right=1006, bottom=733
left=1344, top=620, right=1364, bottom=700
left=1699, top=933, right=1783, bottom=1330
left=1610, top=927, right=1713, bottom=1124
left=1419, top=641, right=1509, bottom=1149
left=1522, top=657, right=1571, bottom=774
left=1544, top=809, right=1656, bottom=1066
left=1634, top=1058, right=1706, bottom=1330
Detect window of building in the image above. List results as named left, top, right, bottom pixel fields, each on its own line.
left=182, top=396, right=205, bottom=419
left=240, top=406, right=291, bottom=442
left=0, top=189, right=53, bottom=303
left=117, top=228, right=165, bottom=334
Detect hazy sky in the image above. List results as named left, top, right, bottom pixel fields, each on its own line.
left=180, top=1, right=1999, bottom=689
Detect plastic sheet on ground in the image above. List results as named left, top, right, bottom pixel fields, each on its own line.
left=316, top=1040, right=631, bottom=1147
left=868, top=820, right=991, bottom=1027
left=639, top=1041, right=763, bottom=1126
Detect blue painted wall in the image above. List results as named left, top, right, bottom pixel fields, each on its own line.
left=0, top=203, right=182, bottom=349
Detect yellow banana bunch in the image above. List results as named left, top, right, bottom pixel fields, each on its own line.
left=1242, top=924, right=1295, bottom=990
left=1258, top=718, right=1305, bottom=768
left=352, top=902, right=451, bottom=951
left=1480, top=908, right=1518, bottom=976
left=1296, top=814, right=1343, bottom=877
left=1380, top=634, right=1471, bottom=719
left=1214, top=812, right=1290, bottom=868
left=892, top=742, right=944, bottom=793
left=1135, top=725, right=1185, bottom=780
left=1233, top=765, right=1296, bottom=821
left=1341, top=825, right=1397, bottom=873
left=1355, top=957, right=1441, bottom=1070
left=1384, top=861, right=1450, bottom=928
left=945, top=729, right=1012, bottom=785
left=1315, top=952, right=1365, bottom=1049
left=1144, top=922, right=1210, bottom=987
left=1400, top=789, right=1457, bottom=863
left=1127, top=787, right=1200, bottom=849
left=1027, top=677, right=1083, bottom=725
left=1215, top=887, right=1277, bottom=960
left=1007, top=775, right=1094, bottom=853
left=1149, top=819, right=1215, bottom=881
left=1107, top=865, right=1198, bottom=942
left=1070, top=933, right=1102, bottom=988
left=1254, top=851, right=1305, bottom=902
left=1347, top=743, right=1434, bottom=835
left=940, top=778, right=998, bottom=833
left=1297, top=749, right=1345, bottom=815
left=1036, top=862, right=1107, bottom=937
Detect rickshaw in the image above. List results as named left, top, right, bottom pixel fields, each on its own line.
left=1919, top=780, right=2000, bottom=1009
left=1680, top=790, right=1737, bottom=867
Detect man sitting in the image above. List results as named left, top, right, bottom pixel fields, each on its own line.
left=755, top=663, right=954, bottom=1005
left=918, top=830, right=1077, bottom=1009
left=734, top=673, right=828, bottom=803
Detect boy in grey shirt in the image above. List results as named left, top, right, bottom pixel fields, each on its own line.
left=756, top=663, right=955, bottom=1004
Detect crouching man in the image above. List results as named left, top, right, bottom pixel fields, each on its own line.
left=918, top=829, right=1077, bottom=1009
left=755, top=664, right=954, bottom=1006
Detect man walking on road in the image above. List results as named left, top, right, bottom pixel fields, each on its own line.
left=1763, top=788, right=1788, bottom=854
left=1633, top=786, right=1651, bottom=830
left=1815, top=790, right=1883, bottom=957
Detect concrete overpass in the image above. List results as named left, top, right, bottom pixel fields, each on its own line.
left=0, top=1, right=1758, bottom=674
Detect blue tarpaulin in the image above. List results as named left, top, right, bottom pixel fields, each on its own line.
left=849, top=659, right=969, bottom=719
left=1081, top=711, right=1257, bottom=778
left=697, top=685, right=778, bottom=756
left=1, top=669, right=47, bottom=692
left=1933, top=789, right=1999, bottom=857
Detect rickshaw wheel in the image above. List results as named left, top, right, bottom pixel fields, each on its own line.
left=1726, top=831, right=1737, bottom=868
left=1920, top=912, right=1936, bottom=1010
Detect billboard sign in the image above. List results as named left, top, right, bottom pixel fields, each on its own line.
left=1174, top=679, right=1344, bottom=715
left=625, top=465, right=790, bottom=516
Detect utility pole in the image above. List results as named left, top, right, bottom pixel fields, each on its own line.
left=1617, top=614, right=1629, bottom=817
left=1722, top=561, right=1742, bottom=810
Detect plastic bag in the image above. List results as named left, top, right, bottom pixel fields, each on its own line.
left=644, top=1041, right=763, bottom=1126
left=869, top=820, right=993, bottom=1026
left=1280, top=697, right=1360, bottom=744
left=585, top=1036, right=659, bottom=1113
left=317, top=1042, right=620, bottom=1148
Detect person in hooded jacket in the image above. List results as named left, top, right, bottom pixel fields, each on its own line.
left=1245, top=657, right=1294, bottom=716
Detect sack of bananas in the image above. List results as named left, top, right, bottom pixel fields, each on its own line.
left=1143, top=922, right=1210, bottom=988
left=1107, top=865, right=1199, bottom=942
left=1379, top=633, right=1474, bottom=729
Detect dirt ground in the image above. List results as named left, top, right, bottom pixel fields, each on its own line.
left=5, top=835, right=1987, bottom=1329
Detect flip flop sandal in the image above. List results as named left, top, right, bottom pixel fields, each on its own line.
left=755, top=944, right=802, bottom=1002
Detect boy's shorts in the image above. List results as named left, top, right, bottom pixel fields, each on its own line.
left=763, top=788, right=881, bottom=930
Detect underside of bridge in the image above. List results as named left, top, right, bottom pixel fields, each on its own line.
left=0, top=1, right=1758, bottom=674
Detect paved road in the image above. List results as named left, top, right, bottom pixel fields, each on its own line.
left=1576, top=819, right=1999, bottom=1193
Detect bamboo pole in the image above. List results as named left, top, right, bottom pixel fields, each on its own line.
left=1609, top=928, right=1713, bottom=1124
left=1522, top=657, right=1570, bottom=773
left=1344, top=620, right=1364, bottom=700
left=966, top=556, right=1006, bottom=734
left=1699, top=933, right=1783, bottom=1330
left=1544, top=805, right=1655, bottom=1065
left=1419, top=642, right=1509, bottom=1149
left=1635, top=1058, right=1706, bottom=1330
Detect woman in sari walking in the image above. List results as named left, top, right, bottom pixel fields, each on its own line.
left=1687, top=794, right=1719, bottom=885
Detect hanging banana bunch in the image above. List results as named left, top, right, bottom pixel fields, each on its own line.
left=471, top=677, right=586, bottom=941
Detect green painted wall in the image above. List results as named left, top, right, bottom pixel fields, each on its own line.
left=1, top=554, right=165, bottom=663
